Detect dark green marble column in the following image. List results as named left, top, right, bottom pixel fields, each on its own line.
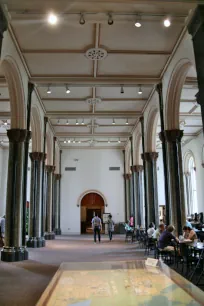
left=27, top=152, right=45, bottom=248
left=1, top=129, right=27, bottom=262
left=141, top=153, right=159, bottom=227
left=45, top=165, right=55, bottom=240
left=54, top=174, right=62, bottom=235
left=165, top=130, right=186, bottom=235
left=124, top=174, right=131, bottom=221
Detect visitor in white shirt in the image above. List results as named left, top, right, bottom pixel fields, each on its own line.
left=147, top=222, right=155, bottom=238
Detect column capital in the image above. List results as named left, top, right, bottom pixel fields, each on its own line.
left=159, top=131, right=165, bottom=143
left=164, top=130, right=183, bottom=143
left=45, top=165, right=55, bottom=173
left=131, top=165, right=144, bottom=172
left=55, top=174, right=62, bottom=180
left=44, top=117, right=48, bottom=124
left=0, top=7, right=8, bottom=35
left=7, top=129, right=27, bottom=142
left=141, top=152, right=158, bottom=161
left=188, top=6, right=204, bottom=38
left=156, top=83, right=162, bottom=95
left=123, top=174, right=131, bottom=180
left=29, top=152, right=45, bottom=161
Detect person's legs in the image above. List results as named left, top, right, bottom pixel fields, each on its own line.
left=94, top=228, right=97, bottom=243
left=98, top=228, right=101, bottom=242
left=110, top=231, right=112, bottom=241
left=108, top=231, right=111, bottom=240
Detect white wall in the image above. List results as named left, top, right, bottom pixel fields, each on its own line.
left=157, top=148, right=165, bottom=206
left=61, top=149, right=125, bottom=234
left=182, top=133, right=204, bottom=213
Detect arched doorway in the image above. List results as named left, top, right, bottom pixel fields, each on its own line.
left=81, top=192, right=105, bottom=234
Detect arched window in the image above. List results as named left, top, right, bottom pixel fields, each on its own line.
left=187, top=156, right=198, bottom=215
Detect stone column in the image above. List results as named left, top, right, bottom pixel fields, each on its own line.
left=54, top=174, right=62, bottom=235
left=165, top=130, right=186, bottom=235
left=188, top=6, right=204, bottom=133
left=184, top=172, right=190, bottom=216
left=132, top=165, right=144, bottom=227
left=45, top=165, right=55, bottom=240
left=1, top=129, right=27, bottom=262
left=27, top=152, right=45, bottom=248
left=124, top=174, right=131, bottom=221
left=141, top=153, right=159, bottom=227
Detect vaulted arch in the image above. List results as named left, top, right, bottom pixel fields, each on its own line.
left=145, top=107, right=159, bottom=152
left=31, top=105, right=43, bottom=152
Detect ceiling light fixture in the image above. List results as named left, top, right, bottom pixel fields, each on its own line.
left=68, top=139, right=71, bottom=143
left=47, top=85, right=51, bottom=94
left=108, top=13, right=114, bottom=25
left=164, top=17, right=171, bottom=27
left=76, top=119, right=79, bottom=125
left=108, top=139, right=110, bottom=144
left=138, top=85, right=142, bottom=95
left=135, top=14, right=142, bottom=27
left=126, top=119, right=129, bottom=125
left=81, top=118, right=85, bottom=125
left=66, top=119, right=69, bottom=125
left=57, top=119, right=60, bottom=124
left=48, top=13, right=58, bottom=25
left=112, top=118, right=116, bottom=125
left=4, top=120, right=8, bottom=126
left=63, top=139, right=67, bottom=144
left=118, top=138, right=121, bottom=143
left=73, top=139, right=76, bottom=143
left=79, top=13, right=85, bottom=25
left=1, top=139, right=3, bottom=144
left=66, top=85, right=70, bottom=94
left=120, top=85, right=124, bottom=94
left=78, top=140, right=81, bottom=144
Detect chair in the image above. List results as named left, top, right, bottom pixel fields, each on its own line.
left=144, top=236, right=156, bottom=255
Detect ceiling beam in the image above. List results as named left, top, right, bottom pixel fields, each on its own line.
left=55, top=132, right=130, bottom=137
left=42, top=98, right=147, bottom=102
left=47, top=111, right=140, bottom=118
left=53, top=124, right=134, bottom=127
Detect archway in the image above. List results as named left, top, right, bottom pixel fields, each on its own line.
left=80, top=192, right=105, bottom=234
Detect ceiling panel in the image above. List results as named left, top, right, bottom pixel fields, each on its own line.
left=95, top=126, right=132, bottom=133
left=39, top=87, right=92, bottom=99
left=43, top=101, right=90, bottom=112
left=54, top=126, right=90, bottom=133
left=51, top=118, right=91, bottom=125
left=0, top=87, right=10, bottom=98
left=0, top=102, right=10, bottom=112
left=96, top=101, right=145, bottom=112
left=24, top=54, right=93, bottom=75
left=183, top=126, right=201, bottom=134
left=98, top=54, right=169, bottom=76
left=181, top=88, right=198, bottom=100
left=180, top=102, right=194, bottom=113
left=96, top=86, right=152, bottom=99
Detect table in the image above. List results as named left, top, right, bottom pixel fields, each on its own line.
left=37, top=260, right=204, bottom=306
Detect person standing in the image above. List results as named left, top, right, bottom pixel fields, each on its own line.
left=107, top=214, right=114, bottom=241
left=0, top=215, right=5, bottom=246
left=92, top=214, right=102, bottom=243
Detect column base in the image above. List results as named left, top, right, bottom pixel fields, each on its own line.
left=44, top=232, right=55, bottom=240
left=54, top=228, right=61, bottom=235
left=1, top=247, right=28, bottom=262
left=27, top=237, right=46, bottom=248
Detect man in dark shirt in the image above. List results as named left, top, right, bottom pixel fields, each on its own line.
left=158, top=225, right=178, bottom=251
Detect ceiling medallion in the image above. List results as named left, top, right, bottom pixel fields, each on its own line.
left=85, top=48, right=107, bottom=61
left=86, top=97, right=102, bottom=105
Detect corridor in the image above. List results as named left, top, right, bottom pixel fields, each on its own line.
left=0, top=236, right=144, bottom=306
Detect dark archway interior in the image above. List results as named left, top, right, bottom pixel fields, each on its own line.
left=81, top=193, right=104, bottom=234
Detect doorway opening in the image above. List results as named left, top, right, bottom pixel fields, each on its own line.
left=80, top=192, right=105, bottom=234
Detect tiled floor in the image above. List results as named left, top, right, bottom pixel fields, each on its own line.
left=0, top=235, right=144, bottom=306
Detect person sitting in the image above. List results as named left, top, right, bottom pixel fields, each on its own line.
left=147, top=222, right=155, bottom=238
left=183, top=226, right=197, bottom=241
left=185, top=219, right=193, bottom=229
left=158, top=225, right=178, bottom=251
left=153, top=223, right=165, bottom=241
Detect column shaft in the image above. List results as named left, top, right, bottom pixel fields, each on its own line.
left=1, top=129, right=27, bottom=262
left=133, top=166, right=144, bottom=227
left=165, top=130, right=186, bottom=235
left=54, top=174, right=61, bottom=235
left=45, top=165, right=55, bottom=240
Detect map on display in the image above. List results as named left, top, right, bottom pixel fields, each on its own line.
left=37, top=261, right=203, bottom=306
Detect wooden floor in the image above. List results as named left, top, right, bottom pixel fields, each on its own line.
left=0, top=235, right=145, bottom=306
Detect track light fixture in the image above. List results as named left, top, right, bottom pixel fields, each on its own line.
left=66, top=119, right=69, bottom=125
left=164, top=17, right=171, bottom=27
left=118, top=138, right=121, bottom=143
left=108, top=13, right=114, bottom=25
left=63, top=139, right=67, bottom=144
left=4, top=120, right=8, bottom=126
left=47, top=85, right=51, bottom=94
left=76, top=119, right=79, bottom=125
left=48, top=13, right=58, bottom=25
left=126, top=119, right=129, bottom=125
left=108, top=139, right=110, bottom=144
left=138, top=85, right=142, bottom=95
left=120, top=85, right=124, bottom=94
left=1, top=139, right=3, bottom=144
left=66, top=85, right=70, bottom=94
left=81, top=118, right=85, bottom=125
left=78, top=140, right=81, bottom=143
left=135, top=14, right=142, bottom=27
left=112, top=118, right=116, bottom=125
left=79, top=13, right=85, bottom=25
left=73, top=139, right=76, bottom=143
left=68, top=139, right=71, bottom=143
left=57, top=119, right=60, bottom=124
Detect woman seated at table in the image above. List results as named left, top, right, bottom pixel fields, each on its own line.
left=147, top=222, right=155, bottom=238
left=183, top=226, right=197, bottom=241
left=158, top=225, right=179, bottom=251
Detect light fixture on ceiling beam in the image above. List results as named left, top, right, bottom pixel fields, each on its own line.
left=47, top=85, right=51, bottom=94
left=112, top=118, right=116, bottom=125
left=78, top=140, right=81, bottom=143
left=1, top=139, right=3, bottom=144
left=76, top=119, right=79, bottom=125
left=118, top=138, right=121, bottom=143
left=66, top=119, right=69, bottom=125
left=135, top=14, right=142, bottom=27
left=138, top=85, right=142, bottom=95
left=120, top=85, right=124, bottom=94
left=81, top=118, right=85, bottom=125
left=4, top=120, right=8, bottom=126
left=126, top=118, right=129, bottom=125
left=66, top=85, right=70, bottom=94
left=68, top=139, right=71, bottom=143
left=57, top=119, right=60, bottom=124
left=79, top=13, right=85, bottom=25
left=73, top=139, right=76, bottom=143
left=108, top=139, right=110, bottom=143
left=63, top=139, right=67, bottom=144
left=108, top=13, right=114, bottom=25
left=48, top=13, right=58, bottom=25
left=164, top=17, right=171, bottom=27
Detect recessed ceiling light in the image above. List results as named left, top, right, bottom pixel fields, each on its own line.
left=112, top=118, right=116, bottom=125
left=47, top=85, right=51, bottom=94
left=48, top=13, right=58, bottom=25
left=66, top=85, right=70, bottom=94
left=126, top=119, right=129, bottom=125
left=164, top=18, right=171, bottom=27
left=66, top=119, right=69, bottom=125
left=138, top=85, right=142, bottom=95
left=108, top=13, right=114, bottom=25
left=79, top=13, right=85, bottom=25
left=76, top=119, right=79, bottom=125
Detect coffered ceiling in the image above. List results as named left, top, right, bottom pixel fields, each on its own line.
left=0, top=0, right=201, bottom=149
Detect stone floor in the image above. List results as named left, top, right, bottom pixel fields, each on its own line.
left=0, top=235, right=145, bottom=306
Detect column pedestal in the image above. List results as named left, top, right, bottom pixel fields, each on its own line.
left=141, top=152, right=159, bottom=227
left=165, top=130, right=186, bottom=235
left=27, top=152, right=45, bottom=248
left=1, top=129, right=28, bottom=262
left=45, top=165, right=55, bottom=240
